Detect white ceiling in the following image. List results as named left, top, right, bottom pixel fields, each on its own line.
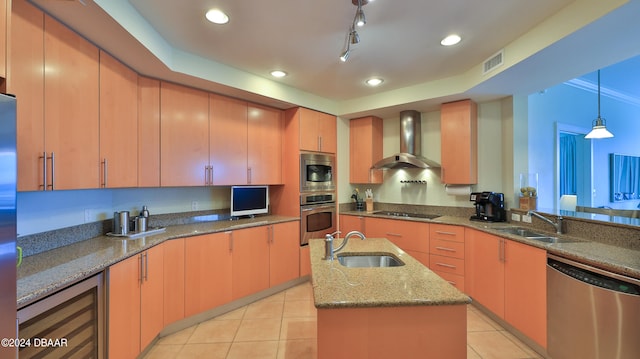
left=29, top=0, right=640, bottom=118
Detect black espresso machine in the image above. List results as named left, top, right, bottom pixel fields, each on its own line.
left=470, top=191, right=506, bottom=222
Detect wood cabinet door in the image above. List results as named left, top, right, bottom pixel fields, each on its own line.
left=349, top=116, right=383, bottom=184
left=137, top=76, right=161, bottom=187
left=339, top=214, right=365, bottom=234
left=184, top=232, right=232, bottom=317
left=269, top=221, right=300, bottom=287
left=108, top=254, right=141, bottom=359
left=298, top=107, right=320, bottom=152
left=160, top=82, right=209, bottom=187
left=44, top=15, right=100, bottom=190
left=465, top=229, right=504, bottom=318
left=440, top=99, right=477, bottom=184
left=163, top=238, right=185, bottom=326
left=99, top=51, right=138, bottom=188
left=210, top=94, right=248, bottom=185
left=364, top=218, right=429, bottom=253
left=140, top=245, right=164, bottom=351
left=232, top=226, right=270, bottom=299
left=10, top=0, right=45, bottom=191
left=505, top=240, right=547, bottom=348
left=248, top=104, right=283, bottom=184
left=317, top=111, right=337, bottom=154
left=299, top=245, right=311, bottom=277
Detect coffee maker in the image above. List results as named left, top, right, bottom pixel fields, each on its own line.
left=470, top=192, right=506, bottom=222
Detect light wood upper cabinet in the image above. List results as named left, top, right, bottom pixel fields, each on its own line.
left=349, top=116, right=383, bottom=184
left=99, top=50, right=138, bottom=188
left=44, top=14, right=100, bottom=190
left=9, top=0, right=45, bottom=191
left=160, top=81, right=210, bottom=187
left=298, top=107, right=337, bottom=153
left=248, top=104, right=283, bottom=184
left=210, top=94, right=248, bottom=185
left=137, top=76, right=161, bottom=187
left=0, top=0, right=7, bottom=79
left=440, top=99, right=477, bottom=185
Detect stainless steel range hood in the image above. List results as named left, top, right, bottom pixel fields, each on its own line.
left=373, top=110, right=440, bottom=169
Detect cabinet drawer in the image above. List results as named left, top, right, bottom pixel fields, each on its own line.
left=430, top=254, right=465, bottom=276
left=430, top=224, right=464, bottom=242
left=434, top=271, right=465, bottom=292
left=430, top=238, right=464, bottom=259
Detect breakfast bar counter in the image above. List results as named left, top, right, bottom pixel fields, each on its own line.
left=309, top=237, right=470, bottom=359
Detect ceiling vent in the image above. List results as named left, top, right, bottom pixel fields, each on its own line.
left=483, top=49, right=504, bottom=74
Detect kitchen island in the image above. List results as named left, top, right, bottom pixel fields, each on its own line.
left=309, top=237, right=471, bottom=359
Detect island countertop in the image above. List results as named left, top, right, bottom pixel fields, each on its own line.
left=309, top=237, right=471, bottom=309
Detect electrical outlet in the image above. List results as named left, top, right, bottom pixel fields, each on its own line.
left=191, top=201, right=199, bottom=211
left=84, top=209, right=92, bottom=223
left=522, top=214, right=532, bottom=223
left=511, top=213, right=521, bottom=222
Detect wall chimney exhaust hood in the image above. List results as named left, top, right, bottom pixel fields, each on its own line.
left=373, top=110, right=440, bottom=169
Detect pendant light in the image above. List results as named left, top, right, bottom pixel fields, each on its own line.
left=585, top=70, right=614, bottom=139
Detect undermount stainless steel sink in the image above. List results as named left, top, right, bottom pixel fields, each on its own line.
left=495, top=227, right=560, bottom=243
left=337, top=253, right=405, bottom=268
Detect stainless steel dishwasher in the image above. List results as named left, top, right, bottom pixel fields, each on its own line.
left=547, top=254, right=640, bottom=359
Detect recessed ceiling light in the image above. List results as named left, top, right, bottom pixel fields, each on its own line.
left=366, top=78, right=384, bottom=86
left=441, top=34, right=461, bottom=46
left=205, top=9, right=229, bottom=24
left=270, top=70, right=287, bottom=78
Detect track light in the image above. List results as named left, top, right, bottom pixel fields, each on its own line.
left=339, top=0, right=371, bottom=61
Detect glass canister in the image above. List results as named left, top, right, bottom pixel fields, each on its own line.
left=519, top=173, right=538, bottom=210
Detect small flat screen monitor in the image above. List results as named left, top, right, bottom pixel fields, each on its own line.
left=230, top=185, right=269, bottom=217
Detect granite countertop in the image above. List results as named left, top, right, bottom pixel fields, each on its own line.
left=341, top=211, right=640, bottom=280
left=309, top=237, right=471, bottom=309
left=17, top=215, right=298, bottom=308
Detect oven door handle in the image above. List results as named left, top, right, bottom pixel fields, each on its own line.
left=301, top=205, right=335, bottom=212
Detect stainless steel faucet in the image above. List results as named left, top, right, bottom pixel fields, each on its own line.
left=527, top=211, right=563, bottom=234
left=324, top=230, right=366, bottom=260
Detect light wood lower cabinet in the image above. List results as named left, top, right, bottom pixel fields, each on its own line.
left=429, top=224, right=465, bottom=292
left=184, top=232, right=233, bottom=317
left=269, top=221, right=300, bottom=287
left=108, top=244, right=164, bottom=359
left=364, top=217, right=430, bottom=267
left=465, top=229, right=547, bottom=348
left=231, top=226, right=271, bottom=299
left=339, top=214, right=365, bottom=233
left=163, top=238, right=185, bottom=326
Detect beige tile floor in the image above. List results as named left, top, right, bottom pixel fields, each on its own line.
left=144, top=281, right=543, bottom=359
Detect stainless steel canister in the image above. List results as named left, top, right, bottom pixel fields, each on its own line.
left=135, top=216, right=148, bottom=233
left=113, top=211, right=130, bottom=235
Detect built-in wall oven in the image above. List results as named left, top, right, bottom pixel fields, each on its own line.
left=300, top=153, right=335, bottom=193
left=300, top=192, right=336, bottom=246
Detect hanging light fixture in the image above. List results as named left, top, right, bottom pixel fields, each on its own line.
left=338, top=0, right=371, bottom=62
left=585, top=70, right=614, bottom=139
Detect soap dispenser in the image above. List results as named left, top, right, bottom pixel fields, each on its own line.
left=141, top=205, right=150, bottom=218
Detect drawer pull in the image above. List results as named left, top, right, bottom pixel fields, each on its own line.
left=435, top=246, right=456, bottom=252
left=385, top=232, right=402, bottom=237
left=447, top=280, right=457, bottom=286
left=435, top=230, right=456, bottom=236
left=436, top=262, right=456, bottom=269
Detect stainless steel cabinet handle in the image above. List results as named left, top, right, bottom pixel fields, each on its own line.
left=435, top=230, right=456, bottom=236
left=139, top=254, right=144, bottom=284
left=48, top=152, right=55, bottom=190
left=228, top=231, right=233, bottom=252
left=102, top=159, right=108, bottom=188
left=247, top=167, right=252, bottom=184
left=436, top=262, right=457, bottom=269
left=204, top=166, right=209, bottom=185
left=40, top=152, right=47, bottom=191
left=209, top=166, right=214, bottom=185
left=144, top=252, right=149, bottom=282
left=435, top=246, right=456, bottom=252
left=385, top=232, right=402, bottom=237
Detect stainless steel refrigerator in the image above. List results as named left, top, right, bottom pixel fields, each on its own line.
left=0, top=93, right=17, bottom=358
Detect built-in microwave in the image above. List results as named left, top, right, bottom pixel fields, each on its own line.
left=300, top=153, right=335, bottom=193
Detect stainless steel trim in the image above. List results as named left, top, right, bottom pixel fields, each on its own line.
left=300, top=152, right=336, bottom=192
left=548, top=254, right=640, bottom=285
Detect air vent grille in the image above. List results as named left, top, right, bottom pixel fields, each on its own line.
left=483, top=50, right=504, bottom=74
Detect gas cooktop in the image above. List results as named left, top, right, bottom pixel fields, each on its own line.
left=373, top=211, right=441, bottom=220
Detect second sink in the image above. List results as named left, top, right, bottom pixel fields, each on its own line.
left=337, top=253, right=405, bottom=268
